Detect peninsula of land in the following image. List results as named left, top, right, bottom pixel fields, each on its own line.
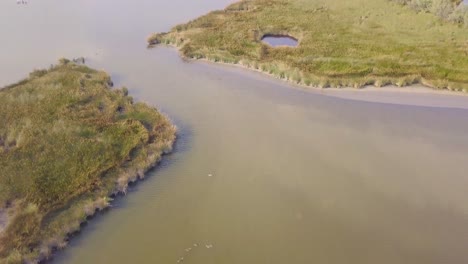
left=0, top=60, right=176, bottom=263
left=148, top=0, right=468, bottom=92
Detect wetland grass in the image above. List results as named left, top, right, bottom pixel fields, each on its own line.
left=0, top=61, right=176, bottom=263
left=148, top=0, right=468, bottom=91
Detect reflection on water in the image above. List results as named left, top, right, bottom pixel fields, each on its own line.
left=261, top=35, right=298, bottom=47
left=1, top=1, right=468, bottom=264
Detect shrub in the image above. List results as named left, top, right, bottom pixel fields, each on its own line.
left=58, top=58, right=70, bottom=65
left=431, top=0, right=455, bottom=18
left=29, top=69, right=48, bottom=78
left=449, top=4, right=468, bottom=25
left=122, top=86, right=129, bottom=96
left=409, top=0, right=432, bottom=11
left=390, top=0, right=466, bottom=24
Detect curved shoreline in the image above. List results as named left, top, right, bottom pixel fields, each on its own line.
left=0, top=63, right=178, bottom=263
left=0, top=122, right=177, bottom=264
left=147, top=0, right=468, bottom=94
left=38, top=131, right=176, bottom=263
left=150, top=43, right=468, bottom=110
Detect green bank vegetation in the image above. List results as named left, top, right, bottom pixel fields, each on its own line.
left=0, top=61, right=176, bottom=263
left=148, top=0, right=468, bottom=91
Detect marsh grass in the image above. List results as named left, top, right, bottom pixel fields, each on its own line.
left=390, top=0, right=468, bottom=24
left=148, top=0, right=468, bottom=91
left=0, top=62, right=176, bottom=263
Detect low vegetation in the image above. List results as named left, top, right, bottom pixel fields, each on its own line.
left=0, top=60, right=176, bottom=263
left=390, top=0, right=468, bottom=26
left=148, top=0, right=468, bottom=91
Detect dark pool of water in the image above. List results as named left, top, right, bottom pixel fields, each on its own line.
left=261, top=35, right=298, bottom=47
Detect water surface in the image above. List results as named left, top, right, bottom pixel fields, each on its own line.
left=1, top=1, right=468, bottom=264
left=261, top=35, right=298, bottom=47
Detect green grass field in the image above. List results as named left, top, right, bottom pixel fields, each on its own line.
left=149, top=0, right=468, bottom=91
left=0, top=61, right=176, bottom=263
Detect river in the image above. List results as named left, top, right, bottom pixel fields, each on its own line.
left=1, top=0, right=468, bottom=263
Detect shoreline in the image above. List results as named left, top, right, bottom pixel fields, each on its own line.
left=147, top=0, right=468, bottom=95
left=0, top=63, right=178, bottom=263
left=152, top=43, right=468, bottom=109
left=0, top=122, right=177, bottom=264
left=38, top=113, right=177, bottom=263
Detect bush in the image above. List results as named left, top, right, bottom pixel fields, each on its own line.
left=431, top=0, right=455, bottom=18
left=122, top=86, right=129, bottom=96
left=147, top=33, right=167, bottom=45
left=390, top=0, right=467, bottom=25
left=409, top=0, right=432, bottom=11
left=29, top=69, right=48, bottom=78
left=58, top=58, right=70, bottom=65
left=449, top=4, right=468, bottom=24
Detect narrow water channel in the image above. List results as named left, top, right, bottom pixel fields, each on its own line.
left=1, top=1, right=468, bottom=264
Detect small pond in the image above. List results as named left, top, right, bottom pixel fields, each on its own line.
left=261, top=34, right=298, bottom=47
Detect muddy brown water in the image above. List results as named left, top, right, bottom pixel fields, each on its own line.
left=1, top=0, right=468, bottom=263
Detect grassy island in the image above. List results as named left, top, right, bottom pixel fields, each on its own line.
left=0, top=61, right=176, bottom=263
left=148, top=0, right=468, bottom=91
